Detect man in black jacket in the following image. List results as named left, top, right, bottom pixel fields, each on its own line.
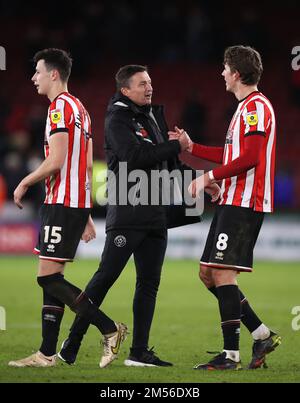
left=59, top=65, right=215, bottom=368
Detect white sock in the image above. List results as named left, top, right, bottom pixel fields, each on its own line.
left=251, top=323, right=270, bottom=341
left=223, top=350, right=240, bottom=362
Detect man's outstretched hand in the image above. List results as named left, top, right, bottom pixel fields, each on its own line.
left=81, top=215, right=97, bottom=243
left=168, top=126, right=193, bottom=152
left=188, top=172, right=219, bottom=201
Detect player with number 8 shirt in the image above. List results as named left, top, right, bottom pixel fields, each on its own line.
left=169, top=45, right=281, bottom=370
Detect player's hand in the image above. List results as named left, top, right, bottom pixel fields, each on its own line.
left=205, top=182, right=221, bottom=202
left=168, top=126, right=193, bottom=152
left=168, top=125, right=182, bottom=140
left=188, top=172, right=212, bottom=198
left=81, top=216, right=96, bottom=243
left=13, top=182, right=28, bottom=209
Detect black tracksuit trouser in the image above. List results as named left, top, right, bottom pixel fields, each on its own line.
left=69, top=228, right=167, bottom=351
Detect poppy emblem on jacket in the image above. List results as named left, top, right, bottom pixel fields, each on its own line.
left=139, top=128, right=148, bottom=137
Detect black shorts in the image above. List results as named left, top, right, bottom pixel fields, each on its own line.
left=34, top=204, right=90, bottom=262
left=200, top=205, right=264, bottom=272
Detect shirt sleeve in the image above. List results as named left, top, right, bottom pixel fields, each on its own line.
left=84, top=110, right=92, bottom=139
left=49, top=98, right=72, bottom=136
left=243, top=99, right=270, bottom=137
left=191, top=143, right=224, bottom=163
left=212, top=134, right=265, bottom=181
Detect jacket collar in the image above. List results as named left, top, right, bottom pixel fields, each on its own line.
left=108, top=92, right=159, bottom=115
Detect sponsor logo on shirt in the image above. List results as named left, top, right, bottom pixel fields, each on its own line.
left=246, top=112, right=258, bottom=126
left=51, top=109, right=62, bottom=124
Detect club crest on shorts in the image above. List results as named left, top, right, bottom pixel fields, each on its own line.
left=114, top=235, right=126, bottom=247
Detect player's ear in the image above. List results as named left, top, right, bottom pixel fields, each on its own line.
left=51, top=69, right=59, bottom=81
left=233, top=70, right=240, bottom=81
left=121, top=87, right=130, bottom=97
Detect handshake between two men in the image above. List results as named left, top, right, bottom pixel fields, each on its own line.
left=168, top=126, right=220, bottom=203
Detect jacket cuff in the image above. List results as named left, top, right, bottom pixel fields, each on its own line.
left=170, top=139, right=181, bottom=153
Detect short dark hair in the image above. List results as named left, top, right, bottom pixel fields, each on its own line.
left=115, top=65, right=148, bottom=91
left=33, top=48, right=72, bottom=82
left=224, top=45, right=263, bottom=85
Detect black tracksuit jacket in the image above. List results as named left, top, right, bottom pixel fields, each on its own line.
left=104, top=92, right=200, bottom=232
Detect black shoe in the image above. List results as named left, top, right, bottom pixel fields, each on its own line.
left=194, top=352, right=242, bottom=370
left=57, top=338, right=81, bottom=365
left=124, top=347, right=173, bottom=367
left=248, top=331, right=281, bottom=369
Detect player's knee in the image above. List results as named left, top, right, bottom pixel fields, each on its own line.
left=37, top=275, right=53, bottom=289
left=211, top=268, right=236, bottom=286
left=36, top=273, right=64, bottom=294
left=199, top=264, right=213, bottom=288
left=37, top=273, right=60, bottom=286
left=211, top=269, right=224, bottom=284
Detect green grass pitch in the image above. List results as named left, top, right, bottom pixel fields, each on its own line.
left=0, top=257, right=300, bottom=383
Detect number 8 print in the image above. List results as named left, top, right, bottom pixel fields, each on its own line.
left=216, top=233, right=228, bottom=251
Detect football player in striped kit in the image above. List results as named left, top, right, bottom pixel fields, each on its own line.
left=169, top=45, right=281, bottom=370
left=9, top=48, right=128, bottom=368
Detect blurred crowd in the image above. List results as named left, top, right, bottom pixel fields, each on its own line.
left=1, top=0, right=300, bottom=212
left=0, top=0, right=273, bottom=65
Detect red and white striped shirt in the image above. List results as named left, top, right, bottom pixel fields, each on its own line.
left=44, top=92, right=92, bottom=208
left=219, top=91, right=276, bottom=212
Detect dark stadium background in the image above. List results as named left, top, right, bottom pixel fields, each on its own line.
left=1, top=0, right=300, bottom=215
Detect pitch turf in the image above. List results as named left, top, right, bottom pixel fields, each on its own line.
left=0, top=257, right=299, bottom=383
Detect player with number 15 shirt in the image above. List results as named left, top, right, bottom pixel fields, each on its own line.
left=34, top=91, right=93, bottom=262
